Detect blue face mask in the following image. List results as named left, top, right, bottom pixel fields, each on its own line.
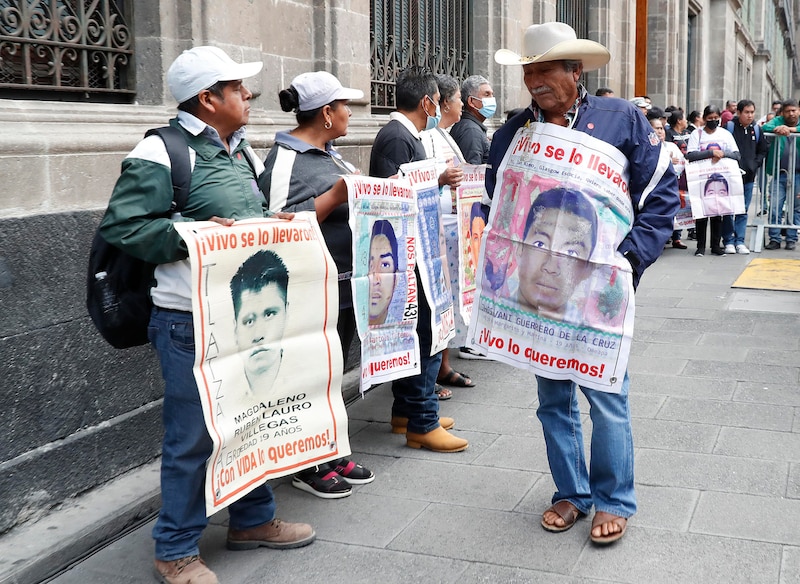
left=476, top=96, right=497, bottom=119
left=425, top=97, right=442, bottom=130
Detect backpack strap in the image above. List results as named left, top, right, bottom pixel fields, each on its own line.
left=145, top=126, right=191, bottom=213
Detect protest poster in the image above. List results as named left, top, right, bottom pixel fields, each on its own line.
left=673, top=191, right=695, bottom=229
left=466, top=122, right=636, bottom=393
left=175, top=215, right=350, bottom=515
left=400, top=159, right=456, bottom=355
left=346, top=175, right=421, bottom=392
left=455, top=164, right=487, bottom=326
left=685, top=158, right=744, bottom=219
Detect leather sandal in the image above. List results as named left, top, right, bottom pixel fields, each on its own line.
left=541, top=500, right=585, bottom=533
left=590, top=511, right=628, bottom=544
left=437, top=369, right=475, bottom=387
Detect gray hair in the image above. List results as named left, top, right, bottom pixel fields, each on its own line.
left=461, top=74, right=491, bottom=103
left=435, top=73, right=460, bottom=105
left=562, top=60, right=582, bottom=73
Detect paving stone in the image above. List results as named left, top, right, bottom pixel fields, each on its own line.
left=633, top=329, right=703, bottom=345
left=714, top=427, right=800, bottom=462
left=733, top=381, right=800, bottom=407
left=628, top=393, right=667, bottom=418
left=641, top=343, right=748, bottom=362
left=573, top=528, right=781, bottom=584
left=782, top=546, right=800, bottom=584
left=388, top=503, right=587, bottom=575
left=633, top=295, right=682, bottom=308
left=698, top=331, right=797, bottom=349
left=635, top=306, right=714, bottom=319
left=627, top=356, right=687, bottom=376
left=746, top=347, right=800, bottom=367
left=471, top=434, right=552, bottom=474
left=692, top=491, right=800, bottom=545
left=682, top=360, right=798, bottom=384
left=788, top=464, right=800, bottom=500
left=366, top=457, right=537, bottom=511
left=659, top=317, right=755, bottom=334
left=631, top=418, right=719, bottom=453
left=633, top=484, right=699, bottom=532
left=635, top=449, right=788, bottom=496
left=656, top=397, right=794, bottom=431
left=629, top=373, right=734, bottom=399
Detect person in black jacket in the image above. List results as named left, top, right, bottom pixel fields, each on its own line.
left=449, top=74, right=495, bottom=164
left=722, top=99, right=769, bottom=254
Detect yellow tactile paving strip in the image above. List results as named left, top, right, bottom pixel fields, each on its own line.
left=731, top=258, right=800, bottom=292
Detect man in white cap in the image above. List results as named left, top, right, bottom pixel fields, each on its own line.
left=100, top=46, right=314, bottom=584
left=488, top=23, right=678, bottom=544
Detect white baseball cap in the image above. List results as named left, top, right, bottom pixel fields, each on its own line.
left=629, top=97, right=651, bottom=110
left=167, top=46, right=263, bottom=104
left=291, top=71, right=364, bottom=111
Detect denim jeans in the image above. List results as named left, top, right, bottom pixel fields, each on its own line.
left=722, top=181, right=754, bottom=246
left=768, top=173, right=800, bottom=243
left=391, top=279, right=441, bottom=434
left=535, top=373, right=636, bottom=518
left=149, top=307, right=276, bottom=561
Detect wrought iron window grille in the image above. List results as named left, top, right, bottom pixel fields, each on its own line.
left=0, top=0, right=133, bottom=101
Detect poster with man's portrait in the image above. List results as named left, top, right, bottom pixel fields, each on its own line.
left=455, top=165, right=487, bottom=326
left=400, top=160, right=456, bottom=355
left=175, top=215, right=350, bottom=515
left=466, top=123, right=637, bottom=393
left=685, top=158, right=745, bottom=219
left=346, top=175, right=421, bottom=392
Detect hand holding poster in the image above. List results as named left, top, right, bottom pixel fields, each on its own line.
left=455, top=164, right=487, bottom=326
left=400, top=160, right=456, bottom=355
left=175, top=215, right=350, bottom=515
left=467, top=123, right=636, bottom=393
left=346, top=175, right=421, bottom=392
left=685, top=158, right=744, bottom=219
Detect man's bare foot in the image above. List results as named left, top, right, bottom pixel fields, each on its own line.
left=541, top=500, right=584, bottom=532
left=590, top=511, right=627, bottom=544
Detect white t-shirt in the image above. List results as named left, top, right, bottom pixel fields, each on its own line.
left=686, top=126, right=739, bottom=154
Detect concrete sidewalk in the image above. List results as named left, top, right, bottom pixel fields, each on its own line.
left=3, top=244, right=800, bottom=584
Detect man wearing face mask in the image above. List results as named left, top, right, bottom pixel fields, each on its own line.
left=450, top=74, right=496, bottom=164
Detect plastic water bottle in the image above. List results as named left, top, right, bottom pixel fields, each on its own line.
left=95, top=271, right=118, bottom=316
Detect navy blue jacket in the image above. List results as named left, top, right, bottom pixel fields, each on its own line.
left=487, top=95, right=679, bottom=288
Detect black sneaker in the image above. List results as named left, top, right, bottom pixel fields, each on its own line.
left=786, top=241, right=797, bottom=251
left=765, top=241, right=781, bottom=250
left=330, top=458, right=375, bottom=485
left=292, top=467, right=352, bottom=499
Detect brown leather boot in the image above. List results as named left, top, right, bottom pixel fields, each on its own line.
left=405, top=426, right=468, bottom=452
left=390, top=416, right=454, bottom=434
left=154, top=555, right=218, bottom=584
left=226, top=518, right=316, bottom=551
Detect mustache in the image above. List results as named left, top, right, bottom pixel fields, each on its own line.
left=530, top=86, right=552, bottom=96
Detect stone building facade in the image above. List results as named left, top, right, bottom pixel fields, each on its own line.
left=0, top=0, right=796, bottom=535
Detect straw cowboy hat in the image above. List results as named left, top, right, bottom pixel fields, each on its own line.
left=495, top=22, right=610, bottom=71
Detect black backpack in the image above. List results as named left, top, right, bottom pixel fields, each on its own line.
left=86, top=126, right=191, bottom=349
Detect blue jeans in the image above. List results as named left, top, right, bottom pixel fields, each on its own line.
left=149, top=307, right=276, bottom=561
left=768, top=173, right=800, bottom=243
left=535, top=373, right=636, bottom=518
left=722, top=181, right=753, bottom=246
left=391, top=279, right=441, bottom=434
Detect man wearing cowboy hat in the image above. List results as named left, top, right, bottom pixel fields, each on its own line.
left=488, top=22, right=678, bottom=544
